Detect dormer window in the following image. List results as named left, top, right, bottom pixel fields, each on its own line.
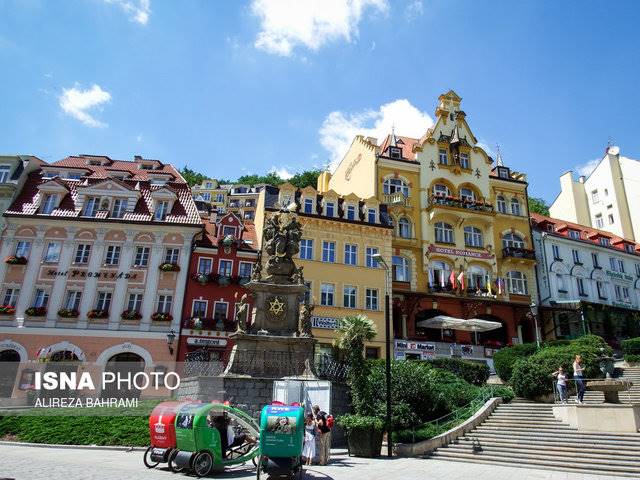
left=498, top=167, right=510, bottom=179
left=304, top=198, right=314, bottom=214
left=625, top=244, right=635, bottom=253
left=87, top=159, right=102, bottom=166
left=325, top=202, right=335, bottom=217
left=111, top=198, right=127, bottom=219
left=568, top=230, right=580, bottom=240
left=389, top=147, right=401, bottom=159
left=599, top=237, right=610, bottom=246
left=367, top=208, right=377, bottom=223
left=42, top=170, right=56, bottom=180
left=546, top=224, right=555, bottom=232
left=83, top=197, right=99, bottom=217
left=438, top=149, right=448, bottom=165
left=154, top=201, right=169, bottom=220
left=0, top=165, right=11, bottom=183
left=41, top=194, right=57, bottom=214
left=205, top=182, right=213, bottom=188
left=346, top=205, right=356, bottom=221
left=222, top=225, right=237, bottom=237
left=65, top=172, right=82, bottom=180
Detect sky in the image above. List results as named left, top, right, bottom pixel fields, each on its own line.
left=1, top=0, right=640, bottom=202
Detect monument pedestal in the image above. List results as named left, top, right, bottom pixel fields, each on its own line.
left=553, top=404, right=640, bottom=432
left=248, top=281, right=307, bottom=336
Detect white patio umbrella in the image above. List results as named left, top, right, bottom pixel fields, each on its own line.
left=416, top=315, right=502, bottom=344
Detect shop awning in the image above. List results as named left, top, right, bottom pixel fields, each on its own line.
left=417, top=315, right=502, bottom=333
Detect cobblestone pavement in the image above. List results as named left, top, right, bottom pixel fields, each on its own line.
left=0, top=445, right=627, bottom=480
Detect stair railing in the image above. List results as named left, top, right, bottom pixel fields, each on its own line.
left=552, top=377, right=634, bottom=403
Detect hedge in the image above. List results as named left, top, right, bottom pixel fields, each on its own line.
left=511, top=335, right=611, bottom=399
left=427, top=357, right=490, bottom=386
left=622, top=337, right=640, bottom=362
left=493, top=343, right=538, bottom=382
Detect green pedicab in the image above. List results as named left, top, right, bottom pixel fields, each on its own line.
left=171, top=402, right=260, bottom=477
left=256, top=404, right=305, bottom=480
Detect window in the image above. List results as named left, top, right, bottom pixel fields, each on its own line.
left=552, top=245, right=562, bottom=260
left=43, top=242, right=61, bottom=263
left=244, top=211, right=254, bottom=220
left=506, top=271, right=528, bottom=295
left=127, top=293, right=143, bottom=312
left=222, top=225, right=237, bottom=237
left=618, top=259, right=625, bottom=273
left=365, top=288, right=379, bottom=310
left=398, top=218, right=411, bottom=238
left=460, top=188, right=474, bottom=202
left=192, top=300, right=207, bottom=317
left=41, top=194, right=57, bottom=214
left=438, top=149, right=448, bottom=165
left=430, top=261, right=452, bottom=287
left=498, top=167, right=509, bottom=179
left=201, top=192, right=211, bottom=201
left=636, top=263, right=640, bottom=277
left=496, top=196, right=507, bottom=213
left=595, top=214, right=604, bottom=228
left=154, top=201, right=169, bottom=220
left=433, top=184, right=450, bottom=197
left=111, top=198, right=127, bottom=218
left=238, top=261, right=253, bottom=278
left=343, top=286, right=357, bottom=308
left=572, top=249, right=581, bottom=264
left=197, top=257, right=212, bottom=274
left=205, top=182, right=213, bottom=188
left=626, top=244, right=635, bottom=253
left=3, top=288, right=19, bottom=307
left=215, top=193, right=224, bottom=203
left=320, top=284, right=335, bottom=306
left=367, top=208, right=377, bottom=223
left=75, top=244, right=91, bottom=264
left=392, top=256, right=410, bottom=282
left=510, top=198, right=521, bottom=216
left=83, top=197, right=99, bottom=217
left=157, top=295, right=173, bottom=314
left=591, top=190, right=599, bottom=204
left=96, top=292, right=112, bottom=311
left=322, top=241, right=336, bottom=263
left=134, top=246, right=150, bottom=267
left=365, top=347, right=380, bottom=359
left=15, top=241, right=30, bottom=258
left=346, top=205, right=356, bottom=221
left=435, top=222, right=454, bottom=244
left=325, top=202, right=335, bottom=217
left=623, top=287, right=630, bottom=302
left=218, top=259, right=233, bottom=277
left=557, top=274, right=566, bottom=292
left=300, top=239, right=313, bottom=260
left=459, top=153, right=470, bottom=169
left=165, top=248, right=179, bottom=264
left=608, top=214, right=615, bottom=225
left=0, top=165, right=10, bottom=183
left=213, top=302, right=228, bottom=322
left=503, top=233, right=524, bottom=249
left=599, top=237, right=610, bottom=246
left=344, top=244, right=357, bottom=265
left=597, top=281, right=607, bottom=299
left=464, top=226, right=483, bottom=248
left=366, top=247, right=379, bottom=268
left=577, top=278, right=587, bottom=297
left=33, top=289, right=49, bottom=308
left=104, top=245, right=121, bottom=266
left=389, top=147, right=401, bottom=159
left=304, top=198, right=314, bottom=214
left=592, top=252, right=600, bottom=268
left=383, top=178, right=409, bottom=196
left=615, top=285, right=623, bottom=302
left=568, top=230, right=580, bottom=240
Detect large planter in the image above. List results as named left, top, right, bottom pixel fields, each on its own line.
left=347, top=427, right=384, bottom=458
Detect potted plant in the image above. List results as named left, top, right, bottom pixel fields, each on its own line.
left=121, top=310, right=142, bottom=320
left=152, top=312, right=173, bottom=322
left=5, top=255, right=27, bottom=265
left=57, top=308, right=79, bottom=318
left=159, top=262, right=180, bottom=272
left=0, top=305, right=16, bottom=315
left=337, top=415, right=384, bottom=457
left=217, top=275, right=232, bottom=286
left=192, top=317, right=203, bottom=332
left=25, top=306, right=47, bottom=317
left=193, top=272, right=211, bottom=285
left=88, top=309, right=109, bottom=319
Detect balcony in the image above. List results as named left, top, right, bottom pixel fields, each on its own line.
left=383, top=193, right=411, bottom=207
left=427, top=195, right=493, bottom=213
left=502, top=246, right=536, bottom=260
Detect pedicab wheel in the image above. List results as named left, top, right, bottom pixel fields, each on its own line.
left=255, top=456, right=263, bottom=480
left=193, top=451, right=214, bottom=478
left=168, top=450, right=184, bottom=473
left=143, top=446, right=160, bottom=469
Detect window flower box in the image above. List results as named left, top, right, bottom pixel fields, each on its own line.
left=193, top=272, right=212, bottom=285
left=25, top=306, right=47, bottom=317
left=217, top=275, right=232, bottom=286
left=88, top=309, right=109, bottom=319
left=121, top=310, right=142, bottom=320
left=159, top=263, right=180, bottom=272
left=238, top=276, right=251, bottom=286
left=191, top=317, right=203, bottom=331
left=151, top=312, right=173, bottom=322
left=57, top=308, right=79, bottom=318
left=5, top=256, right=27, bottom=265
left=0, top=305, right=16, bottom=315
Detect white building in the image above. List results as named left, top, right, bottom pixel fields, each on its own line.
left=532, top=213, right=640, bottom=348
left=549, top=146, right=640, bottom=241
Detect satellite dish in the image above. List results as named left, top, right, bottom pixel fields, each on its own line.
left=608, top=146, right=620, bottom=155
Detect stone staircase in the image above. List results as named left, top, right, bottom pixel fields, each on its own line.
left=429, top=401, right=640, bottom=477
left=572, top=366, right=640, bottom=404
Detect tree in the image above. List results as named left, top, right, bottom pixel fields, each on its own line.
left=180, top=167, right=208, bottom=187
left=528, top=196, right=550, bottom=216
left=289, top=169, right=323, bottom=189
left=236, top=172, right=283, bottom=186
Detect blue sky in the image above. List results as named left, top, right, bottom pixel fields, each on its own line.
left=1, top=0, right=639, bottom=202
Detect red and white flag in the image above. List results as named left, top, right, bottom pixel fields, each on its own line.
left=457, top=271, right=465, bottom=291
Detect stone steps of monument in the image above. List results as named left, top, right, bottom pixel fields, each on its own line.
left=481, top=418, right=569, bottom=427
left=474, top=424, right=640, bottom=439
left=489, top=412, right=557, bottom=419
left=470, top=429, right=640, bottom=444
left=462, top=435, right=640, bottom=453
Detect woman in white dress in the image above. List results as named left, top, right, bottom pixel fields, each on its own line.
left=302, top=413, right=317, bottom=466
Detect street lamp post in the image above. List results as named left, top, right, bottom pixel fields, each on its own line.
left=372, top=253, right=393, bottom=458
left=529, top=302, right=541, bottom=348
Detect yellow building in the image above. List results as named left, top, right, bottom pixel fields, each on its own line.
left=254, top=182, right=393, bottom=358
left=192, top=179, right=228, bottom=211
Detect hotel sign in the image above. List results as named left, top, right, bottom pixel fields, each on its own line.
left=428, top=245, right=493, bottom=259
left=604, top=269, right=634, bottom=284
left=46, top=269, right=139, bottom=280
left=312, top=316, right=340, bottom=330
left=186, top=337, right=227, bottom=347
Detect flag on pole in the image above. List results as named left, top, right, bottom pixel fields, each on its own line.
left=449, top=269, right=456, bottom=289
left=440, top=270, right=445, bottom=288
left=497, top=277, right=503, bottom=295
left=487, top=274, right=493, bottom=295
left=457, top=270, right=465, bottom=291
left=428, top=267, right=434, bottom=288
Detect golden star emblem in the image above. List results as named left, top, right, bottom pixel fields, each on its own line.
left=268, top=297, right=286, bottom=316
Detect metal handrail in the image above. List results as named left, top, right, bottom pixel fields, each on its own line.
left=551, top=377, right=634, bottom=403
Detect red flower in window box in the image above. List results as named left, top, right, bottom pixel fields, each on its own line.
left=57, top=308, right=79, bottom=318
left=5, top=256, right=27, bottom=265
left=152, top=312, right=173, bottom=322
left=25, top=306, right=47, bottom=317
left=159, top=263, right=180, bottom=272
left=0, top=305, right=16, bottom=315
left=121, top=310, right=142, bottom=320
left=88, top=309, right=109, bottom=319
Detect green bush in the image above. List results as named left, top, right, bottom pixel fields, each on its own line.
left=392, top=423, right=443, bottom=443
left=480, top=385, right=515, bottom=402
left=622, top=337, right=640, bottom=358
left=428, top=357, right=490, bottom=385
left=625, top=354, right=640, bottom=363
left=492, top=343, right=538, bottom=382
left=336, top=414, right=384, bottom=432
left=511, top=335, right=611, bottom=399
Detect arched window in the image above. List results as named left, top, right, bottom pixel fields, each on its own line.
left=435, top=222, right=454, bottom=244
left=468, top=265, right=488, bottom=290
left=507, top=271, right=528, bottom=295
left=511, top=197, right=521, bottom=216
left=430, top=260, right=452, bottom=288
left=497, top=195, right=507, bottom=213
left=398, top=217, right=412, bottom=239
left=502, top=232, right=524, bottom=249
left=432, top=183, right=450, bottom=197
left=460, top=188, right=475, bottom=202
left=464, top=226, right=483, bottom=248
left=383, top=178, right=409, bottom=197
left=392, top=256, right=410, bottom=282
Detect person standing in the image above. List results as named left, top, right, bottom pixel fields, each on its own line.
left=302, top=413, right=317, bottom=466
left=553, top=367, right=568, bottom=403
left=313, top=404, right=331, bottom=465
left=573, top=354, right=586, bottom=404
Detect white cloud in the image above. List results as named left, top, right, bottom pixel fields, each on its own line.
left=104, top=0, right=151, bottom=25
left=319, top=99, right=433, bottom=170
left=251, top=0, right=388, bottom=56
left=271, top=167, right=294, bottom=180
left=58, top=84, right=111, bottom=128
left=405, top=0, right=423, bottom=19
left=575, top=158, right=601, bottom=177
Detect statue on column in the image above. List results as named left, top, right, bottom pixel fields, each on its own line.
left=299, top=299, right=314, bottom=338
left=262, top=210, right=303, bottom=283
left=235, top=293, right=249, bottom=333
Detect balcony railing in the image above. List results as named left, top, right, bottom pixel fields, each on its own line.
left=184, top=317, right=236, bottom=331
left=383, top=192, right=411, bottom=207
left=428, top=195, right=493, bottom=212
left=502, top=246, right=536, bottom=260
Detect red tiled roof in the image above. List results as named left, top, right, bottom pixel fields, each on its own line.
left=197, top=215, right=258, bottom=251
left=5, top=156, right=200, bottom=226
left=531, top=213, right=639, bottom=254
left=378, top=134, right=419, bottom=161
